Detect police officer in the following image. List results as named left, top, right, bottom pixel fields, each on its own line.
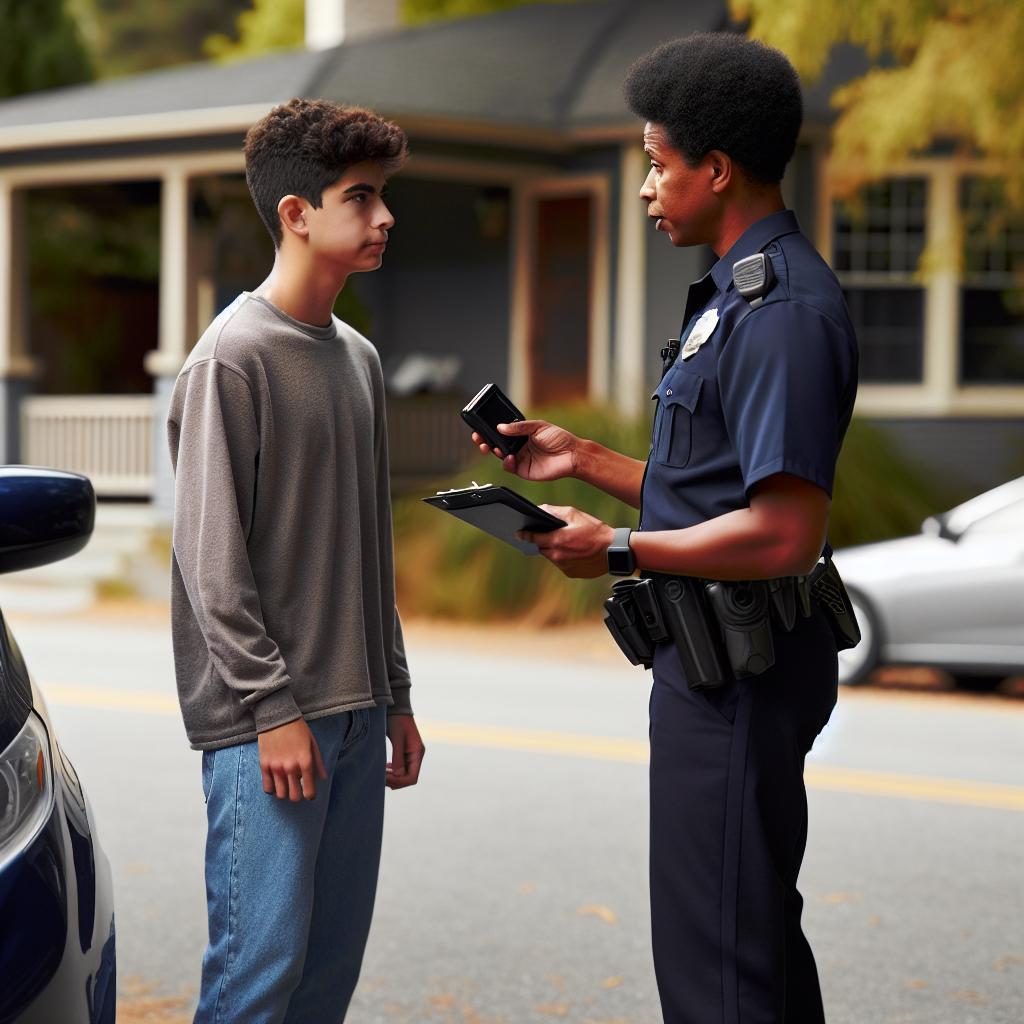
left=473, top=32, right=857, bottom=1024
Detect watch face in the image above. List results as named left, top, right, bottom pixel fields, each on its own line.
left=608, top=545, right=635, bottom=576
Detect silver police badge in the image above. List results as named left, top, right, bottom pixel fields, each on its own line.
left=680, top=308, right=719, bottom=360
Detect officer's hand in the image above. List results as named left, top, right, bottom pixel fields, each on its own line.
left=520, top=505, right=615, bottom=578
left=471, top=419, right=579, bottom=482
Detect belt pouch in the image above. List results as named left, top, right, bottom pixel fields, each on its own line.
left=653, top=575, right=730, bottom=689
left=604, top=581, right=655, bottom=668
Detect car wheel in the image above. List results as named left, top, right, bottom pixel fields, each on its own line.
left=837, top=589, right=879, bottom=686
left=952, top=673, right=1002, bottom=693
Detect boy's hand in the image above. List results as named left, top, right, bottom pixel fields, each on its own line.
left=471, top=419, right=579, bottom=482
left=386, top=715, right=425, bottom=790
left=258, top=719, right=328, bottom=801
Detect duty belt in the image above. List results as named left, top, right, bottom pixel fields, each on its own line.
left=603, top=561, right=860, bottom=689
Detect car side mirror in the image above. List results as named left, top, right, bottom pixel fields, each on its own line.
left=0, top=467, right=95, bottom=575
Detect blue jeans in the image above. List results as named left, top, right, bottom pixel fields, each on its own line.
left=194, top=707, right=386, bottom=1024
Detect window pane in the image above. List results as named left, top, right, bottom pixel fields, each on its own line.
left=960, top=177, right=1024, bottom=280
left=833, top=178, right=927, bottom=274
left=960, top=287, right=1024, bottom=383
left=959, top=177, right=1024, bottom=383
left=844, top=288, right=924, bottom=382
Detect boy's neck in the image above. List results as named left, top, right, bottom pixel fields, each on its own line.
left=261, top=252, right=347, bottom=328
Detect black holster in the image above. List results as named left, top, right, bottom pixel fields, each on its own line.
left=604, top=575, right=731, bottom=688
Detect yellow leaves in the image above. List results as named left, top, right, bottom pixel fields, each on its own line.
left=732, top=0, right=1024, bottom=204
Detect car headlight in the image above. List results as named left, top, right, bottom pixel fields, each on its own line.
left=0, top=712, right=54, bottom=872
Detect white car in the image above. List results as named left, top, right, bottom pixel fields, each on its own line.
left=832, top=476, right=1024, bottom=690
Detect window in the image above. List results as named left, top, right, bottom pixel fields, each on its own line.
left=959, top=177, right=1024, bottom=384
left=832, top=178, right=928, bottom=383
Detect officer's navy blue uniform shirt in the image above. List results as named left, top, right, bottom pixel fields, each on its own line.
left=641, top=209, right=858, bottom=534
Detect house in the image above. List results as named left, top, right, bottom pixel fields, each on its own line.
left=0, top=0, right=1020, bottom=527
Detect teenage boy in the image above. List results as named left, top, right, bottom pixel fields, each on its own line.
left=168, top=98, right=425, bottom=1024
left=476, top=34, right=857, bottom=1024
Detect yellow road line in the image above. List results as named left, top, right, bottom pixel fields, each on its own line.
left=42, top=685, right=1024, bottom=813
left=45, top=684, right=179, bottom=715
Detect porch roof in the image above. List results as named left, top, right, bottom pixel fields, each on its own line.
left=0, top=0, right=868, bottom=158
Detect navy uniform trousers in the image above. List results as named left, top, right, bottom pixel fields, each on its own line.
left=649, top=606, right=838, bottom=1024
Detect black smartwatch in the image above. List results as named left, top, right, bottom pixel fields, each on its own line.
left=607, top=527, right=636, bottom=576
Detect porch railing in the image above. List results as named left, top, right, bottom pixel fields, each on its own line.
left=21, top=395, right=155, bottom=498
left=18, top=392, right=473, bottom=500
left=386, top=394, right=475, bottom=490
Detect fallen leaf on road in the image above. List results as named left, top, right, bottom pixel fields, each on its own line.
left=429, top=993, right=457, bottom=1009
left=993, top=954, right=1024, bottom=971
left=518, top=881, right=537, bottom=894
left=117, top=978, right=192, bottom=1024
left=600, top=976, right=624, bottom=989
left=578, top=904, right=618, bottom=925
left=817, top=891, right=862, bottom=905
left=949, top=989, right=990, bottom=1006
left=904, top=979, right=929, bottom=990
left=534, top=1003, right=571, bottom=1017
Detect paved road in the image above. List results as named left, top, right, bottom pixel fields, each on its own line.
left=11, top=609, right=1024, bottom=1024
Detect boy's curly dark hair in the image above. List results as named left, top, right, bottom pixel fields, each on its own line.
left=244, top=98, right=409, bottom=246
left=624, top=33, right=802, bottom=185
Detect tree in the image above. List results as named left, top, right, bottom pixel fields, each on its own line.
left=731, top=0, right=1024, bottom=203
left=402, top=0, right=584, bottom=24
left=0, top=0, right=93, bottom=98
left=205, top=0, right=585, bottom=61
left=205, top=0, right=304, bottom=62
left=71, top=0, right=249, bottom=78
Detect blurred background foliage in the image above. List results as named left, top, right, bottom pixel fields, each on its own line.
left=205, top=0, right=586, bottom=62
left=0, top=0, right=93, bottom=98
left=68, top=0, right=250, bottom=78
left=394, top=406, right=955, bottom=624
left=731, top=0, right=1024, bottom=208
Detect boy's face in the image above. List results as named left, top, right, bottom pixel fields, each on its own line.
left=639, top=122, right=718, bottom=248
left=300, top=160, right=395, bottom=273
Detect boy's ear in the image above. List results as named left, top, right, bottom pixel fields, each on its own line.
left=277, top=195, right=309, bottom=240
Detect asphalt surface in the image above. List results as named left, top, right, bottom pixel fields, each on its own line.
left=11, top=607, right=1024, bottom=1024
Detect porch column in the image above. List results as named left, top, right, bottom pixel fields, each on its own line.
left=0, top=178, right=38, bottom=462
left=613, top=145, right=647, bottom=418
left=923, top=162, right=959, bottom=412
left=145, top=166, right=190, bottom=523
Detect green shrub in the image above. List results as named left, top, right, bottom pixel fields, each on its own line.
left=830, top=418, right=955, bottom=549
left=394, top=407, right=950, bottom=623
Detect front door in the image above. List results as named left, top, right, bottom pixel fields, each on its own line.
left=528, top=194, right=593, bottom=405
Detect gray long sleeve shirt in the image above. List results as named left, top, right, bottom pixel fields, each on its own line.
left=168, top=292, right=412, bottom=751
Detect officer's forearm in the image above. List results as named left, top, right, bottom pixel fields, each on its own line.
left=574, top=438, right=646, bottom=508
left=630, top=490, right=827, bottom=581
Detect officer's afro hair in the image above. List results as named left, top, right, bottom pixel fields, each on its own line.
left=244, top=98, right=408, bottom=246
left=624, top=33, right=802, bottom=185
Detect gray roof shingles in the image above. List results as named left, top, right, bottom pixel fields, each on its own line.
left=0, top=49, right=331, bottom=129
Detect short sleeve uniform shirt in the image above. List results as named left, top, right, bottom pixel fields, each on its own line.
left=641, top=210, right=859, bottom=534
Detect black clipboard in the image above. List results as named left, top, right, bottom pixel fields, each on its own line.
left=422, top=484, right=566, bottom=554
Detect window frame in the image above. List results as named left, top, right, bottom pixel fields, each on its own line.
left=817, top=155, right=1024, bottom=417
